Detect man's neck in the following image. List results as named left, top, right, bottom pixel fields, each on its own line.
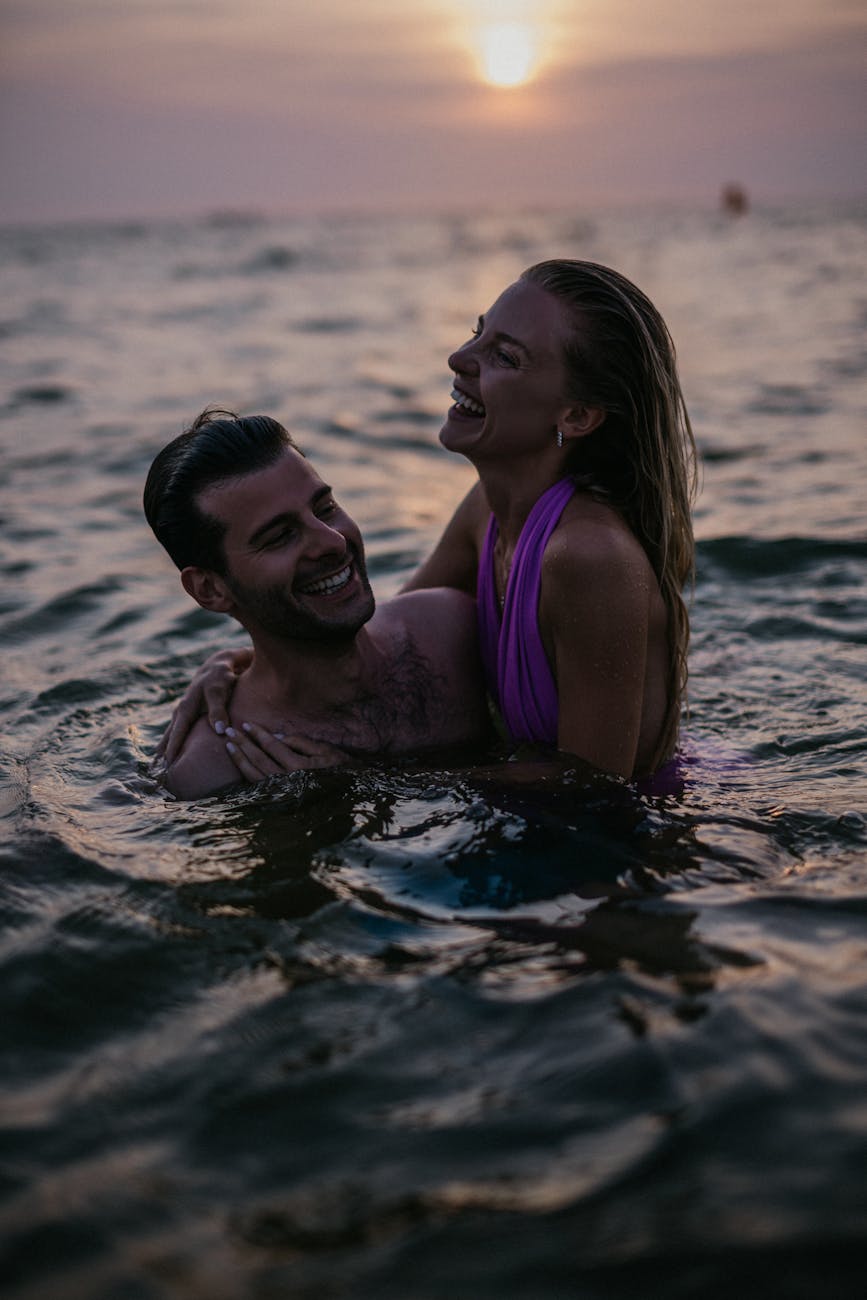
left=238, top=626, right=383, bottom=722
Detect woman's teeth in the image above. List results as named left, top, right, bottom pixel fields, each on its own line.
left=299, top=563, right=352, bottom=596
left=451, top=388, right=485, bottom=416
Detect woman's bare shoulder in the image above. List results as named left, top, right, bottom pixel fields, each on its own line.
left=544, top=495, right=652, bottom=590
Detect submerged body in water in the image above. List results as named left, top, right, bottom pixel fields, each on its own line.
left=1, top=203, right=866, bottom=1297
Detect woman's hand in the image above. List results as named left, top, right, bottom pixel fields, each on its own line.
left=225, top=721, right=349, bottom=783
left=156, top=646, right=253, bottom=765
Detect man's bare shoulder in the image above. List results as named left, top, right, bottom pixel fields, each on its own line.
left=161, top=715, right=241, bottom=800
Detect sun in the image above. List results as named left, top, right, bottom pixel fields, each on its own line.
left=478, top=22, right=537, bottom=88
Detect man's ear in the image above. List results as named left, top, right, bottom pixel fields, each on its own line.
left=181, top=566, right=235, bottom=614
left=559, top=404, right=606, bottom=441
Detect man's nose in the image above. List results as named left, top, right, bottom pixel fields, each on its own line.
left=304, top=517, right=347, bottom=557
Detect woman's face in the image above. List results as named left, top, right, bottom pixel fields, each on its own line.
left=440, top=279, right=575, bottom=464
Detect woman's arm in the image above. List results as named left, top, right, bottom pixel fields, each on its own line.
left=541, top=520, right=651, bottom=780
left=400, top=482, right=487, bottom=594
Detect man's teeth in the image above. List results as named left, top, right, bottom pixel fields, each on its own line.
left=299, top=563, right=352, bottom=596
left=451, top=388, right=485, bottom=416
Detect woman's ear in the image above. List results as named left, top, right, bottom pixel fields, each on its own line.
left=560, top=404, right=606, bottom=441
left=181, top=566, right=234, bottom=614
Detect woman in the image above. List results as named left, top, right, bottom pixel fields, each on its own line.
left=161, top=260, right=697, bottom=781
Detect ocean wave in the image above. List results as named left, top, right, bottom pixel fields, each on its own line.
left=697, top=535, right=867, bottom=577
left=747, top=383, right=832, bottom=416
left=7, top=383, right=77, bottom=409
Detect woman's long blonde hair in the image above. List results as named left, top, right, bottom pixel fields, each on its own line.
left=522, top=260, right=698, bottom=766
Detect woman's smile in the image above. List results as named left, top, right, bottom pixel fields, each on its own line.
left=450, top=385, right=486, bottom=418
left=441, top=279, right=574, bottom=461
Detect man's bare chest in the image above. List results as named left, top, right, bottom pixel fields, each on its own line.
left=270, top=637, right=450, bottom=757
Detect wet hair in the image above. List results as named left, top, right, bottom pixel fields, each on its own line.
left=521, top=259, right=698, bottom=765
left=143, top=407, right=298, bottom=573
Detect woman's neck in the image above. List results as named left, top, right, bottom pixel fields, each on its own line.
left=475, top=456, right=571, bottom=546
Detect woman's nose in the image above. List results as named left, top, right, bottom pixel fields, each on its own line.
left=448, top=338, right=478, bottom=374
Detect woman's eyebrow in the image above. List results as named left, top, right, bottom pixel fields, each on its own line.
left=494, top=330, right=531, bottom=355
left=477, top=315, right=531, bottom=357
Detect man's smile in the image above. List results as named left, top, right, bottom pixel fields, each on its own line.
left=296, top=561, right=354, bottom=597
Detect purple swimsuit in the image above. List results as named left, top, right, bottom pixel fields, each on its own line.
left=478, top=477, right=688, bottom=794
left=477, top=478, right=576, bottom=745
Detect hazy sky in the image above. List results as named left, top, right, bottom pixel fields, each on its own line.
left=1, top=0, right=865, bottom=222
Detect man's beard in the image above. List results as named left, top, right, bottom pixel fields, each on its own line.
left=227, top=545, right=375, bottom=644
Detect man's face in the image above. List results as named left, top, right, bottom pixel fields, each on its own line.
left=197, top=449, right=374, bottom=643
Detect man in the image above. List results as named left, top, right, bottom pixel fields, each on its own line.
left=144, top=408, right=489, bottom=799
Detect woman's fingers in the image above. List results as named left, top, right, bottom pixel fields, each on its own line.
left=230, top=647, right=254, bottom=673
left=225, top=737, right=278, bottom=782
left=159, top=690, right=205, bottom=765
left=157, top=646, right=252, bottom=764
left=204, top=673, right=237, bottom=737
left=204, top=648, right=249, bottom=733
left=269, top=728, right=348, bottom=765
left=225, top=722, right=349, bottom=782
left=238, top=721, right=298, bottom=764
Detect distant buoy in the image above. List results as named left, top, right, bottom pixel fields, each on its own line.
left=721, top=183, right=749, bottom=215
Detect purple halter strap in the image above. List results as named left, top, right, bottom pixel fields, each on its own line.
left=477, top=478, right=576, bottom=745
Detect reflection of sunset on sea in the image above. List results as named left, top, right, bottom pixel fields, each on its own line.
left=0, top=0, right=863, bottom=222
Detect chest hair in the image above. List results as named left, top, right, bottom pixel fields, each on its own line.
left=301, top=635, right=447, bottom=756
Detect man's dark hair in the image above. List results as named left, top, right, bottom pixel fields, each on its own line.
left=143, top=408, right=298, bottom=573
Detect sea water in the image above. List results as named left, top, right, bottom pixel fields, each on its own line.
left=1, top=203, right=866, bottom=1298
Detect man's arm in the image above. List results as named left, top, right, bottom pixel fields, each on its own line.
left=400, top=482, right=487, bottom=595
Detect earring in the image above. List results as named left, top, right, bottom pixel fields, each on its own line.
left=556, top=429, right=564, bottom=448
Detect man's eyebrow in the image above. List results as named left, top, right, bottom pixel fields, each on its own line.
left=245, top=484, right=334, bottom=548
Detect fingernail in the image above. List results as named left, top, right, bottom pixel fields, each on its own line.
left=225, top=727, right=236, bottom=739
left=226, top=741, right=236, bottom=754
left=241, top=722, right=251, bottom=732
left=214, top=721, right=225, bottom=735
left=273, top=732, right=285, bottom=741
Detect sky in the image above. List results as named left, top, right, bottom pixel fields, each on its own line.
left=1, top=0, right=865, bottom=223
